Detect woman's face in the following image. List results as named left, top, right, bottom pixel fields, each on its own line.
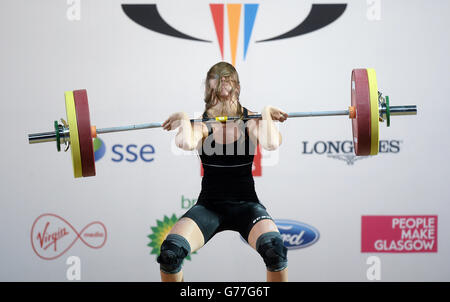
left=209, top=76, right=233, bottom=100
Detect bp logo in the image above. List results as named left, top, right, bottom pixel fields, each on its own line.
left=93, top=137, right=106, bottom=161
left=147, top=214, right=195, bottom=260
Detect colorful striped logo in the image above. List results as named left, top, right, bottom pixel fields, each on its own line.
left=210, top=4, right=259, bottom=66
left=122, top=3, right=347, bottom=66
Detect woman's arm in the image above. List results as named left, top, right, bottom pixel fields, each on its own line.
left=162, top=112, right=207, bottom=151
left=247, top=106, right=288, bottom=151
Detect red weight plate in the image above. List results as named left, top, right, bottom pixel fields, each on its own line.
left=351, top=69, right=371, bottom=156
left=73, top=89, right=96, bottom=177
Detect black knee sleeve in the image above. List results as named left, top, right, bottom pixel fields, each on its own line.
left=157, top=234, right=191, bottom=274
left=256, top=232, right=288, bottom=272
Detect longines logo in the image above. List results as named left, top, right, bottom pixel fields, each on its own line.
left=302, top=140, right=403, bottom=165
left=121, top=3, right=347, bottom=65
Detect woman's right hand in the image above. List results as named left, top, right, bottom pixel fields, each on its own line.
left=162, top=112, right=189, bottom=131
left=262, top=106, right=288, bottom=123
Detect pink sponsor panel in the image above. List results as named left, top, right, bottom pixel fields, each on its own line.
left=361, top=215, right=438, bottom=253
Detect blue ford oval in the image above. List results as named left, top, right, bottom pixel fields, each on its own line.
left=275, top=219, right=320, bottom=250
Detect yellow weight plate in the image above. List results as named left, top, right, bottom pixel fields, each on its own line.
left=367, top=68, right=379, bottom=155
left=65, top=91, right=83, bottom=178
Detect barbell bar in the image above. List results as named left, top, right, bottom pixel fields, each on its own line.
left=28, top=104, right=415, bottom=144
left=27, top=68, right=417, bottom=178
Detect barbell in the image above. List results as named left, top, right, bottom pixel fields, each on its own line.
left=28, top=68, right=417, bottom=178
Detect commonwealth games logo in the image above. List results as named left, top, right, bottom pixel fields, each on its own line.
left=122, top=3, right=347, bottom=66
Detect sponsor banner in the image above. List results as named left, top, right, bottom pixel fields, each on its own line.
left=93, top=137, right=157, bottom=163
left=153, top=213, right=320, bottom=252
left=240, top=219, right=320, bottom=249
left=31, top=214, right=107, bottom=260
left=276, top=220, right=320, bottom=250
left=301, top=140, right=403, bottom=165
left=361, top=215, right=438, bottom=253
left=147, top=214, right=197, bottom=261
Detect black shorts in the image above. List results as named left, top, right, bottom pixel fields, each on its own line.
left=181, top=200, right=273, bottom=244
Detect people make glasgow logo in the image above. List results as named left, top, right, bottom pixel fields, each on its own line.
left=361, top=215, right=438, bottom=253
left=121, top=3, right=347, bottom=65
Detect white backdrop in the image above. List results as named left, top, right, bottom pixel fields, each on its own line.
left=1, top=0, right=449, bottom=282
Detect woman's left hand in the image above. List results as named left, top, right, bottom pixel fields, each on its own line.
left=262, top=106, right=288, bottom=122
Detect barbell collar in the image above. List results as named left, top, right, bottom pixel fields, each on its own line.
left=28, top=131, right=58, bottom=144
left=386, top=105, right=417, bottom=116
left=28, top=127, right=69, bottom=144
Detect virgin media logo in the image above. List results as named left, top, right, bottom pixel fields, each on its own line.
left=31, top=213, right=107, bottom=260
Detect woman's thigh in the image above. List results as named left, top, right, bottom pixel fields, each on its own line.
left=247, top=219, right=280, bottom=250
left=171, top=204, right=222, bottom=252
left=168, top=217, right=205, bottom=253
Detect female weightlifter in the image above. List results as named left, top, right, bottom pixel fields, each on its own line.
left=159, top=62, right=289, bottom=282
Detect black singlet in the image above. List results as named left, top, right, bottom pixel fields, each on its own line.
left=197, top=107, right=259, bottom=204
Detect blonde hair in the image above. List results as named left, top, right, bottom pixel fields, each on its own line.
left=203, top=62, right=243, bottom=118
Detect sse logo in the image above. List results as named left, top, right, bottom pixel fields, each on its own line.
left=122, top=3, right=347, bottom=65
left=94, top=138, right=156, bottom=163
left=94, top=138, right=106, bottom=161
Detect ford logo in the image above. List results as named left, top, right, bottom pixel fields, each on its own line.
left=275, top=219, right=320, bottom=250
